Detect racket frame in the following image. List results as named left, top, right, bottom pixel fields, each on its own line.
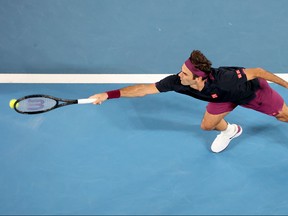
left=14, top=94, right=78, bottom=114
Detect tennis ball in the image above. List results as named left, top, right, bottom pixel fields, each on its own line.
left=9, top=99, right=18, bottom=109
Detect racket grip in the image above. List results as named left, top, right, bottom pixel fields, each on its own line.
left=77, top=98, right=97, bottom=104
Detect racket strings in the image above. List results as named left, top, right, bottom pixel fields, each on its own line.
left=16, top=97, right=57, bottom=112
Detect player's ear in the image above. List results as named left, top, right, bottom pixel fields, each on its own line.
left=195, top=76, right=203, bottom=82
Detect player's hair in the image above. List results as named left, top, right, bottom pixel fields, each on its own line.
left=189, top=50, right=212, bottom=73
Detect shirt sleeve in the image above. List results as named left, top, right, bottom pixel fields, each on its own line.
left=217, top=67, right=248, bottom=90
left=155, top=74, right=180, bottom=92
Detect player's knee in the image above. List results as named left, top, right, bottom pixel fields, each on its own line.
left=276, top=104, right=288, bottom=123
left=276, top=116, right=288, bottom=123
left=200, top=122, right=214, bottom=131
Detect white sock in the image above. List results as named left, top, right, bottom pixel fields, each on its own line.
left=222, top=123, right=236, bottom=135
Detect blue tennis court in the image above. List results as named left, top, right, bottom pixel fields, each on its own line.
left=1, top=0, right=288, bottom=215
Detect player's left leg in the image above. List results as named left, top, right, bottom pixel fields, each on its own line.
left=275, top=103, right=288, bottom=122
left=242, top=79, right=287, bottom=122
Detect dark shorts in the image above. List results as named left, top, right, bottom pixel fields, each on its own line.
left=206, top=78, right=284, bottom=116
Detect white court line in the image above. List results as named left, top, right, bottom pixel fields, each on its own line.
left=0, top=73, right=287, bottom=83
left=0, top=74, right=170, bottom=83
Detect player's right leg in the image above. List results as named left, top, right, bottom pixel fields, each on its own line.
left=201, top=102, right=242, bottom=153
left=201, top=110, right=242, bottom=153
left=276, top=103, right=288, bottom=122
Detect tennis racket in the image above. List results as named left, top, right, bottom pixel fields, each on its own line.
left=12, top=94, right=96, bottom=114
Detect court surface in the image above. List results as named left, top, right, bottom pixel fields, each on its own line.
left=1, top=0, right=288, bottom=215
left=0, top=84, right=287, bottom=215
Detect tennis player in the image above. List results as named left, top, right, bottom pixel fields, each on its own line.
left=89, top=50, right=288, bottom=153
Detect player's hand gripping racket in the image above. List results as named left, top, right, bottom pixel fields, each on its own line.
left=11, top=94, right=96, bottom=114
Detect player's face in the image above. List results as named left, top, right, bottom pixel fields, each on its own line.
left=178, top=64, right=196, bottom=86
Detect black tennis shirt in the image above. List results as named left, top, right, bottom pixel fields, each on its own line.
left=155, top=67, right=260, bottom=105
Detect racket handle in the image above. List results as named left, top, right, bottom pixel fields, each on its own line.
left=77, top=98, right=97, bottom=104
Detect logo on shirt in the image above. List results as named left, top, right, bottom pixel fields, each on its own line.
left=236, top=70, right=242, bottom=78
left=211, top=93, right=218, bottom=98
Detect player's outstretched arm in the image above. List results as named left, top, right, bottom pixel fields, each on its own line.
left=89, top=83, right=160, bottom=105
left=245, top=68, right=288, bottom=88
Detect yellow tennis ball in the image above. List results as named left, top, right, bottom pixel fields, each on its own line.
left=9, top=99, right=18, bottom=109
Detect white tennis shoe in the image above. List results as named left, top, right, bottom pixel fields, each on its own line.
left=211, top=124, right=243, bottom=153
